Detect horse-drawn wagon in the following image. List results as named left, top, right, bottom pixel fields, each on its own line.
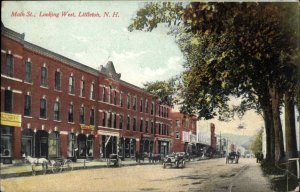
left=25, top=156, right=73, bottom=175
left=226, top=152, right=239, bottom=164
left=106, top=154, right=122, bottom=167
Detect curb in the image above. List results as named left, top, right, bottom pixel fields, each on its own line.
left=227, top=165, right=249, bottom=192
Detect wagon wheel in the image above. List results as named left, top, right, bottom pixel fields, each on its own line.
left=31, top=164, right=37, bottom=176
left=175, top=161, right=179, bottom=168
left=42, top=162, right=48, bottom=175
left=64, top=159, right=73, bottom=171
left=52, top=161, right=62, bottom=173
left=182, top=160, right=185, bottom=168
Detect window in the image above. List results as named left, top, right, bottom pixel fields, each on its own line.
left=107, top=112, right=112, bottom=127
left=109, top=86, right=112, bottom=104
left=133, top=117, right=136, bottom=131
left=80, top=80, right=85, bottom=97
left=4, top=90, right=13, bottom=113
left=90, top=109, right=95, bottom=125
left=114, top=90, right=117, bottom=105
left=6, top=54, right=13, bottom=77
left=140, top=99, right=143, bottom=112
left=127, top=95, right=131, bottom=109
left=69, top=76, right=75, bottom=94
left=119, top=115, right=123, bottom=129
left=176, top=120, right=180, bottom=126
left=68, top=104, right=74, bottom=122
left=127, top=115, right=130, bottom=130
left=41, top=67, right=48, bottom=87
left=145, top=120, right=148, bottom=133
left=24, top=95, right=31, bottom=116
left=54, top=101, right=60, bottom=120
left=151, top=102, right=154, bottom=115
left=68, top=133, right=76, bottom=157
left=151, top=121, right=154, bottom=134
left=133, top=97, right=136, bottom=110
left=140, top=119, right=143, bottom=132
left=145, top=100, right=148, bottom=113
left=90, top=83, right=95, bottom=100
left=159, top=124, right=162, bottom=135
left=102, top=112, right=106, bottom=126
left=48, top=132, right=60, bottom=158
left=40, top=98, right=47, bottom=118
left=25, top=61, right=32, bottom=83
left=54, top=71, right=61, bottom=90
left=120, top=93, right=123, bottom=107
left=80, top=106, right=85, bottom=124
left=113, top=114, right=117, bottom=128
left=102, top=87, right=106, bottom=102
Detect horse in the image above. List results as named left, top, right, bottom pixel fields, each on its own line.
left=24, top=156, right=48, bottom=175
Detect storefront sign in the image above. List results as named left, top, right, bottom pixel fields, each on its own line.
left=97, top=130, right=119, bottom=137
left=80, top=124, right=95, bottom=130
left=0, top=112, right=21, bottom=127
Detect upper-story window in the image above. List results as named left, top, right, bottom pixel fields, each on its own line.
left=4, top=90, right=13, bottom=113
left=68, top=103, right=74, bottom=123
left=102, top=87, right=106, bottom=102
left=151, top=102, right=154, bottom=115
left=80, top=79, right=85, bottom=97
left=54, top=70, right=61, bottom=90
left=151, top=121, right=154, bottom=134
left=90, top=82, right=95, bottom=100
left=140, top=99, right=143, bottom=112
left=25, top=60, right=32, bottom=83
left=114, top=90, right=117, bottom=105
left=109, top=86, right=112, bottom=104
left=6, top=53, right=13, bottom=77
left=40, top=97, right=47, bottom=118
left=133, top=117, right=136, bottom=131
left=24, top=94, right=31, bottom=116
left=140, top=119, right=143, bottom=132
left=41, top=66, right=48, bottom=87
left=80, top=106, right=85, bottom=124
left=69, top=76, right=75, bottom=94
left=113, top=113, right=117, bottom=128
left=120, top=92, right=123, bottom=107
left=176, top=120, right=180, bottom=126
left=119, top=115, right=123, bottom=129
left=176, top=132, right=180, bottom=139
left=133, top=97, right=137, bottom=111
left=145, top=120, right=149, bottom=133
left=53, top=100, right=61, bottom=121
left=127, top=95, right=131, bottom=109
left=127, top=115, right=130, bottom=130
left=145, top=100, right=148, bottom=113
left=90, top=108, right=95, bottom=125
left=107, top=112, right=112, bottom=128
left=102, top=112, right=106, bottom=126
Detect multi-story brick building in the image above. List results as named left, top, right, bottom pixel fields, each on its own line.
left=170, top=111, right=197, bottom=155
left=0, top=24, right=173, bottom=163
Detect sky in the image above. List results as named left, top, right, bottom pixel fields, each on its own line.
left=2, top=1, right=267, bottom=136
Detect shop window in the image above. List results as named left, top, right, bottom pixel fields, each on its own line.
left=0, top=126, right=12, bottom=158
left=69, top=76, right=75, bottom=94
left=24, top=94, right=31, bottom=116
left=35, top=130, right=48, bottom=158
left=4, top=90, right=13, bottom=113
left=40, top=98, right=47, bottom=118
left=6, top=54, right=13, bottom=77
left=87, top=135, right=94, bottom=157
left=25, top=61, right=32, bottom=83
left=41, top=67, right=48, bottom=87
left=68, top=104, right=74, bottom=122
left=53, top=101, right=60, bottom=120
left=68, top=133, right=76, bottom=158
left=48, top=132, right=60, bottom=158
left=77, top=134, right=87, bottom=158
left=90, top=109, right=95, bottom=125
left=80, top=106, right=85, bottom=124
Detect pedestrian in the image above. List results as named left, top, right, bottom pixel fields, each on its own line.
left=256, top=152, right=260, bottom=163
left=260, top=152, right=264, bottom=163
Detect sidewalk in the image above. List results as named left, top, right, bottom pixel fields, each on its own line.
left=0, top=158, right=148, bottom=179
left=229, top=162, right=273, bottom=192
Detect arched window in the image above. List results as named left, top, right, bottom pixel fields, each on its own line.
left=54, top=101, right=60, bottom=120
left=40, top=98, right=47, bottom=118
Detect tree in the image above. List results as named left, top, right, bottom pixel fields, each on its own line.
left=250, top=130, right=263, bottom=155
left=129, top=2, right=299, bottom=163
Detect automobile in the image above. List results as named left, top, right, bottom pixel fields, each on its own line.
left=176, top=152, right=191, bottom=161
left=163, top=152, right=186, bottom=168
left=226, top=152, right=239, bottom=164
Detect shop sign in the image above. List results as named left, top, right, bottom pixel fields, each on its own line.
left=0, top=112, right=21, bottom=127
left=80, top=124, right=95, bottom=130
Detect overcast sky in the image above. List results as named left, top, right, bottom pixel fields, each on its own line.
left=2, top=1, right=267, bottom=136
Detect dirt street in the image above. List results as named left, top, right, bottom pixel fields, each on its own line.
left=1, top=158, right=254, bottom=192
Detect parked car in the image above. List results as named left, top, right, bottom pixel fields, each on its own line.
left=163, top=152, right=186, bottom=168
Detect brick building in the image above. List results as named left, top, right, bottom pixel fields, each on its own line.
left=170, top=111, right=197, bottom=155
left=0, top=24, right=173, bottom=163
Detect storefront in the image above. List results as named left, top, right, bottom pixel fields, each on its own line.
left=21, top=128, right=34, bottom=157
left=140, top=138, right=153, bottom=154
left=158, top=139, right=170, bottom=157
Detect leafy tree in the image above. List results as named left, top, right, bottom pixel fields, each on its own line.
left=250, top=130, right=263, bottom=155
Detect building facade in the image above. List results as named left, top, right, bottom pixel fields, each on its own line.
left=170, top=111, right=197, bottom=155
left=0, top=25, right=173, bottom=163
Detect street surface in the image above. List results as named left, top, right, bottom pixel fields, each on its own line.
left=1, top=158, right=267, bottom=192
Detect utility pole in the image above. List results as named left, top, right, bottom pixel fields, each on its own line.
left=220, top=132, right=222, bottom=157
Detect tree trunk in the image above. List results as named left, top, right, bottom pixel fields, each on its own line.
left=263, top=106, right=274, bottom=161
left=284, top=92, right=298, bottom=176
left=270, top=86, right=284, bottom=163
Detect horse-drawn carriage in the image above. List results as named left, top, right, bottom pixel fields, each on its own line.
left=106, top=154, right=122, bottom=167
left=163, top=152, right=186, bottom=168
left=25, top=156, right=73, bottom=175
left=226, top=152, right=239, bottom=164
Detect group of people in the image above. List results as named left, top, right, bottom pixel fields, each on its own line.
left=255, top=152, right=264, bottom=163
